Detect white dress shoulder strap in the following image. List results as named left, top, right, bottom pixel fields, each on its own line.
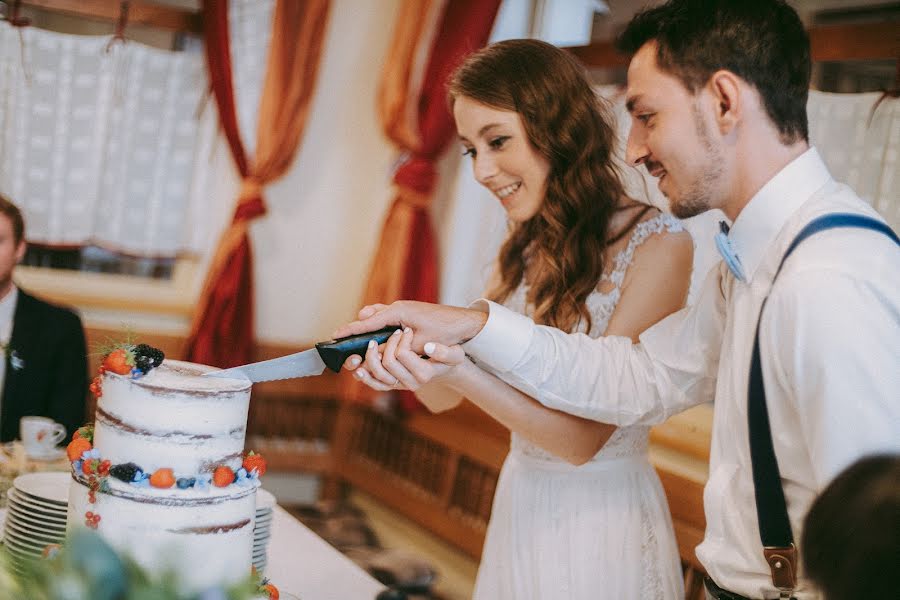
left=605, top=212, right=684, bottom=289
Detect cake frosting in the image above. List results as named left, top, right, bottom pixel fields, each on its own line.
left=67, top=357, right=262, bottom=593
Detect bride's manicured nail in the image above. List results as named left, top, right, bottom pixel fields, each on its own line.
left=367, top=340, right=376, bottom=350
left=404, top=327, right=411, bottom=334
left=349, top=356, right=361, bottom=368
left=392, top=329, right=402, bottom=336
left=424, top=342, right=436, bottom=356
left=354, top=369, right=365, bottom=380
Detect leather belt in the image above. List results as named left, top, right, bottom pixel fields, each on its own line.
left=704, top=577, right=798, bottom=600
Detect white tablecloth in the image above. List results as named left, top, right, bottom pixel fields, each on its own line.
left=0, top=505, right=386, bottom=599
left=266, top=505, right=386, bottom=599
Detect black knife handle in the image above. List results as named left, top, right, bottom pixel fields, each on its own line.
left=315, top=326, right=402, bottom=373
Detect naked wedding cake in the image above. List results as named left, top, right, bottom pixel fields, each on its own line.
left=66, top=345, right=267, bottom=593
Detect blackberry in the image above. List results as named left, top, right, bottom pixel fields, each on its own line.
left=134, top=355, right=154, bottom=374
left=134, top=344, right=165, bottom=368
left=109, top=462, right=142, bottom=483
left=176, top=477, right=196, bottom=489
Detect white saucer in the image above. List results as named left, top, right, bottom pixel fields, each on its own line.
left=13, top=472, right=71, bottom=504
left=23, top=447, right=66, bottom=462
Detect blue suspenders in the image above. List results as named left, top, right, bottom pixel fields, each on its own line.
left=748, top=213, right=900, bottom=597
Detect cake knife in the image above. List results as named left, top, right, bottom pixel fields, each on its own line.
left=203, top=326, right=401, bottom=382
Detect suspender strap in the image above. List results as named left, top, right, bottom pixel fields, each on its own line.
left=748, top=213, right=899, bottom=596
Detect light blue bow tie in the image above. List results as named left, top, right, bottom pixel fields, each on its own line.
left=715, top=221, right=746, bottom=282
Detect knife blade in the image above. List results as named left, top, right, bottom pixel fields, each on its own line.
left=203, top=326, right=401, bottom=382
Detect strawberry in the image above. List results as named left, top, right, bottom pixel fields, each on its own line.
left=261, top=583, right=279, bottom=599
left=82, top=459, right=99, bottom=476
left=242, top=451, right=267, bottom=477
left=212, top=466, right=235, bottom=487
left=102, top=348, right=133, bottom=376
left=73, top=424, right=94, bottom=444
left=149, top=468, right=176, bottom=488
left=67, top=437, right=92, bottom=462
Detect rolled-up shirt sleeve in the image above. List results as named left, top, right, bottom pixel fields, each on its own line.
left=463, top=267, right=727, bottom=426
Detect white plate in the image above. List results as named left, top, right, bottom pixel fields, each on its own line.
left=3, top=530, right=62, bottom=554
left=4, top=520, right=64, bottom=546
left=256, top=488, right=277, bottom=511
left=7, top=492, right=68, bottom=521
left=3, top=533, right=47, bottom=556
left=13, top=472, right=70, bottom=504
left=6, top=504, right=67, bottom=529
left=6, top=500, right=68, bottom=527
left=4, top=505, right=67, bottom=532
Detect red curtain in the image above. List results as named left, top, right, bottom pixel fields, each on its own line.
left=185, top=0, right=330, bottom=367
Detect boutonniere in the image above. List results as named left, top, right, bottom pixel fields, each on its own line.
left=1, top=343, right=23, bottom=370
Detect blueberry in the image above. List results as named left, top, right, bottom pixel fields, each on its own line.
left=176, top=477, right=196, bottom=489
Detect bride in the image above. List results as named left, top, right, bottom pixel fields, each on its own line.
left=349, top=39, right=691, bottom=599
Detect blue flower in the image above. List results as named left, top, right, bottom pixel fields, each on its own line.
left=197, top=587, right=228, bottom=600
left=72, top=460, right=83, bottom=472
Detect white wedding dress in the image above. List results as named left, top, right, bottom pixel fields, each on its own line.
left=472, top=213, right=686, bottom=600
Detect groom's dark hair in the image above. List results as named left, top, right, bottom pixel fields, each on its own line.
left=617, top=0, right=810, bottom=145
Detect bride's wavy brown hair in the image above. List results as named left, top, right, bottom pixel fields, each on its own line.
left=449, top=39, right=632, bottom=332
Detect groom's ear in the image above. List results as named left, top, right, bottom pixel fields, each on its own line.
left=706, top=70, right=742, bottom=136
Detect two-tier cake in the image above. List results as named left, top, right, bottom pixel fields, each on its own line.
left=66, top=346, right=264, bottom=593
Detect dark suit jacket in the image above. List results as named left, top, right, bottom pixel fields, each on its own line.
left=0, top=289, right=88, bottom=443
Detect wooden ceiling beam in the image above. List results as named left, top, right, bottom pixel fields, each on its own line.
left=17, top=0, right=202, bottom=34
left=565, top=21, right=900, bottom=69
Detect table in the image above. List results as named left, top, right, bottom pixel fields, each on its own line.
left=0, top=505, right=386, bottom=599
left=266, top=505, right=386, bottom=599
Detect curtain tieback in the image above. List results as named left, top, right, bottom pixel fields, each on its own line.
left=234, top=177, right=267, bottom=221
left=392, top=154, right=436, bottom=210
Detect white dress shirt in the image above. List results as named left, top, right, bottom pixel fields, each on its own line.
left=0, top=285, right=19, bottom=423
left=462, top=148, right=900, bottom=599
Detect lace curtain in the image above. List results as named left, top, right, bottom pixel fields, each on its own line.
left=0, top=21, right=210, bottom=257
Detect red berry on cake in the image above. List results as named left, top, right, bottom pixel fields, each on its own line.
left=67, top=437, right=92, bottom=462
left=213, top=466, right=235, bottom=487
left=103, top=348, right=134, bottom=375
left=242, top=451, right=267, bottom=476
left=149, top=468, right=176, bottom=488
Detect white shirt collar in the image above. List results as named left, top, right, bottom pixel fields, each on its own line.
left=728, top=147, right=832, bottom=282
left=0, top=285, right=18, bottom=342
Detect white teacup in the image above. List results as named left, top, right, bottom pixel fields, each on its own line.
left=20, top=416, right=67, bottom=458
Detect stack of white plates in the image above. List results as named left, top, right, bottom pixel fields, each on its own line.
left=253, top=488, right=276, bottom=573
left=3, top=472, right=69, bottom=569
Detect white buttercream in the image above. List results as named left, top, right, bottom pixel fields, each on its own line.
left=68, top=479, right=256, bottom=593
left=94, top=359, right=252, bottom=474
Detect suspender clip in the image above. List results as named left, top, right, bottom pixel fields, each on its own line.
left=763, top=544, right=797, bottom=596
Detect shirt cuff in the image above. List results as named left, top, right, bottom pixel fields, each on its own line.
left=462, top=299, right=534, bottom=372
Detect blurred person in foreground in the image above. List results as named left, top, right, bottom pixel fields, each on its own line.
left=801, top=454, right=900, bottom=600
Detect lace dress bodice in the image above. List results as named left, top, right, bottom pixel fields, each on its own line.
left=504, top=213, right=684, bottom=463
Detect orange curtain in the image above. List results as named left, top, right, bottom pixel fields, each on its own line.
left=185, top=0, right=331, bottom=367
left=346, top=0, right=502, bottom=409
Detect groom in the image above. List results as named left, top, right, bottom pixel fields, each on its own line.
left=336, top=1, right=900, bottom=599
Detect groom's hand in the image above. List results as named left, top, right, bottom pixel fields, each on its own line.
left=333, top=301, right=487, bottom=355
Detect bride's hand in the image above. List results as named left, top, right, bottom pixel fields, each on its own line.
left=350, top=327, right=467, bottom=391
